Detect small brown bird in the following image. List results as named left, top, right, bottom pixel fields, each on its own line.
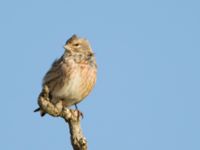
left=34, top=35, right=97, bottom=116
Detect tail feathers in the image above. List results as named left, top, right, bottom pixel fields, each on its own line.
left=34, top=107, right=40, bottom=112
left=34, top=107, right=46, bottom=117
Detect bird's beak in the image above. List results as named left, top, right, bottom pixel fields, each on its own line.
left=64, top=45, right=69, bottom=50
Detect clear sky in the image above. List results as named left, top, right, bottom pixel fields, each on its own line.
left=0, top=0, right=199, bottom=150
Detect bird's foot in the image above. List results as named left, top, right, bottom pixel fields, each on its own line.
left=74, top=104, right=84, bottom=119
left=76, top=109, right=84, bottom=119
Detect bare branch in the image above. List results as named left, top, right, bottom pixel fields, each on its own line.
left=37, top=86, right=87, bottom=150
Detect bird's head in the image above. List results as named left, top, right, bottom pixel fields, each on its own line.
left=64, top=34, right=93, bottom=54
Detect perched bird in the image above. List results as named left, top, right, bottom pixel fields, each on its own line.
left=34, top=34, right=97, bottom=116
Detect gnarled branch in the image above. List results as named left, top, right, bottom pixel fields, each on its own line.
left=37, top=85, right=87, bottom=150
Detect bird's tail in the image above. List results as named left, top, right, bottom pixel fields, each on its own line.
left=34, top=107, right=46, bottom=117
left=34, top=107, right=40, bottom=112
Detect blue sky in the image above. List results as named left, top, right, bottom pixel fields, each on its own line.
left=0, top=0, right=200, bottom=150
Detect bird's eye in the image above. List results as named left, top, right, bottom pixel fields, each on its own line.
left=74, top=43, right=79, bottom=47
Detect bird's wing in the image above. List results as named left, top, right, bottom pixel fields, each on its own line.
left=42, top=56, right=64, bottom=88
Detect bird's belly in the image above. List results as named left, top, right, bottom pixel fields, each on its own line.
left=54, top=72, right=82, bottom=103
left=52, top=64, right=96, bottom=107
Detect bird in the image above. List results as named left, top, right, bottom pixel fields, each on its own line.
left=34, top=34, right=97, bottom=116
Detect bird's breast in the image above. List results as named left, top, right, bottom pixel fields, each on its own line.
left=54, top=62, right=97, bottom=106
